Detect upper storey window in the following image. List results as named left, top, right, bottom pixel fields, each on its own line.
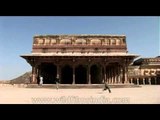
left=121, top=38, right=126, bottom=45
left=116, top=39, right=121, bottom=45
left=60, top=39, right=72, bottom=45
left=75, top=39, right=86, bottom=45
left=44, top=38, right=50, bottom=45
left=50, top=39, right=57, bottom=45
left=111, top=39, right=116, bottom=45
left=37, top=38, right=44, bottom=45
left=91, top=39, right=101, bottom=45
left=104, top=39, right=110, bottom=45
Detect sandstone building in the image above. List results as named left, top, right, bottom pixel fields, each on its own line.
left=21, top=34, right=138, bottom=84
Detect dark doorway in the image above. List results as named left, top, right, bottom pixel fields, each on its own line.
left=75, top=65, right=87, bottom=84
left=90, top=64, right=102, bottom=84
left=61, top=65, right=73, bottom=84
left=41, top=63, right=57, bottom=84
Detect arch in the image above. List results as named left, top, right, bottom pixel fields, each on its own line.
left=60, top=39, right=71, bottom=44
left=37, top=38, right=44, bottom=45
left=75, top=65, right=87, bottom=84
left=40, top=63, right=57, bottom=84
left=44, top=38, right=50, bottom=45
left=75, top=39, right=86, bottom=45
left=90, top=64, right=102, bottom=84
left=91, top=39, right=101, bottom=45
left=105, top=62, right=121, bottom=84
left=61, top=65, right=73, bottom=84
left=116, top=38, right=121, bottom=45
left=50, top=39, right=57, bottom=44
left=104, top=38, right=110, bottom=45
left=111, top=39, right=116, bottom=45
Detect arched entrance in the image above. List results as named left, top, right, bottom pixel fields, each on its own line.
left=105, top=62, right=121, bottom=84
left=41, top=63, right=57, bottom=84
left=61, top=65, right=73, bottom=84
left=75, top=65, right=87, bottom=84
left=90, top=64, right=102, bottom=84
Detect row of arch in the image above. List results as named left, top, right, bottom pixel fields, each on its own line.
left=39, top=63, right=102, bottom=84
left=34, top=38, right=125, bottom=46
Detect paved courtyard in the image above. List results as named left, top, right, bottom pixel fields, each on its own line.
left=0, top=85, right=159, bottom=104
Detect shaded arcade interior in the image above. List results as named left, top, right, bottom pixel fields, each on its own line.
left=36, top=61, right=127, bottom=84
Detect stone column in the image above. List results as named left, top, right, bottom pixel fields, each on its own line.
left=72, top=65, right=75, bottom=84
left=108, top=70, right=111, bottom=84
left=106, top=72, right=108, bottom=83
left=113, top=67, right=115, bottom=84
left=143, top=78, right=145, bottom=85
left=111, top=69, right=114, bottom=84
left=124, top=66, right=128, bottom=83
left=130, top=78, right=133, bottom=84
left=118, top=66, right=121, bottom=83
left=137, top=78, right=139, bottom=85
left=104, top=65, right=106, bottom=82
left=59, top=65, right=61, bottom=83
left=88, top=65, right=91, bottom=84
left=155, top=77, right=157, bottom=85
left=32, top=65, right=37, bottom=84
left=122, top=67, right=125, bottom=84
left=148, top=78, right=151, bottom=85
left=57, top=65, right=60, bottom=79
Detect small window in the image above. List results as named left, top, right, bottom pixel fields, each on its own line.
left=75, top=39, right=86, bottom=45
left=105, top=39, right=110, bottom=45
left=60, top=39, right=71, bottom=45
left=50, top=39, right=57, bottom=44
left=116, top=39, right=121, bottom=45
left=111, top=39, right=116, bottom=45
left=91, top=39, right=101, bottom=45
left=38, top=39, right=44, bottom=45
left=44, top=38, right=50, bottom=45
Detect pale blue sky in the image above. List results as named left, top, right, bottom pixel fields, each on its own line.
left=0, top=16, right=159, bottom=80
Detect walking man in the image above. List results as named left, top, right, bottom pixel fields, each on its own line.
left=39, top=76, right=43, bottom=86
left=103, top=82, right=111, bottom=93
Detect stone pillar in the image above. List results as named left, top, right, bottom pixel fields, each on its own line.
left=108, top=69, right=111, bottom=84
left=143, top=78, right=145, bottom=85
left=130, top=78, right=133, bottom=84
left=148, top=78, right=151, bottom=85
left=116, top=67, right=118, bottom=84
left=106, top=72, right=108, bottom=84
left=118, top=66, right=121, bottom=83
left=32, top=65, right=37, bottom=84
left=88, top=65, right=91, bottom=84
left=111, top=69, right=114, bottom=84
left=122, top=67, right=125, bottom=84
left=59, top=65, right=61, bottom=83
left=137, top=78, right=139, bottom=85
left=72, top=65, right=75, bottom=84
left=57, top=65, right=60, bottom=78
left=113, top=68, right=115, bottom=84
left=124, top=66, right=128, bottom=83
left=104, top=65, right=106, bottom=82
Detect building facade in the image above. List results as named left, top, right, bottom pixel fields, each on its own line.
left=128, top=56, right=160, bottom=85
left=21, top=35, right=138, bottom=84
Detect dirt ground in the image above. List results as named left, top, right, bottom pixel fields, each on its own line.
left=0, top=85, right=159, bottom=104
